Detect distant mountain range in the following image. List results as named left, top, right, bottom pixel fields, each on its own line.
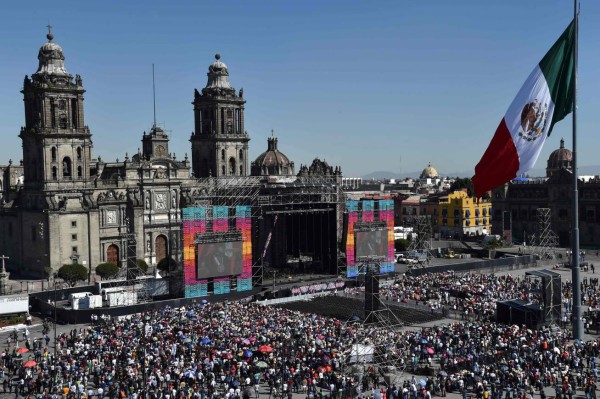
left=361, top=165, right=600, bottom=180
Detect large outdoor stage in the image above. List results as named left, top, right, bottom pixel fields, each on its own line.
left=179, top=176, right=344, bottom=299
left=178, top=179, right=398, bottom=299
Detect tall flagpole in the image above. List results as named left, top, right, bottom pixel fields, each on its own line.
left=571, top=1, right=582, bottom=340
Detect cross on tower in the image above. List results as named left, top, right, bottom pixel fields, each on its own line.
left=0, top=255, right=8, bottom=272
left=46, top=24, right=52, bottom=35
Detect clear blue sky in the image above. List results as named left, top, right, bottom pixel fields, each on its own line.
left=0, top=1, right=598, bottom=177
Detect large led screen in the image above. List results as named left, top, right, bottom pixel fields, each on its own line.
left=196, top=240, right=243, bottom=279
left=355, top=229, right=388, bottom=258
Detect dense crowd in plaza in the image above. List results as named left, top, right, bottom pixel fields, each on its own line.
left=344, top=272, right=577, bottom=322
left=0, top=270, right=600, bottom=399
left=0, top=300, right=597, bottom=399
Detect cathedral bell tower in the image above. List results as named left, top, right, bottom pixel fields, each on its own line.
left=19, top=28, right=92, bottom=191
left=190, top=54, right=249, bottom=177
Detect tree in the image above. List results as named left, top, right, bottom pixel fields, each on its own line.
left=449, top=178, right=474, bottom=197
left=95, top=263, right=120, bottom=280
left=449, top=177, right=491, bottom=199
left=57, top=263, right=88, bottom=287
left=125, top=259, right=150, bottom=279
left=157, top=257, right=178, bottom=273
left=136, top=259, right=149, bottom=273
left=483, top=237, right=501, bottom=249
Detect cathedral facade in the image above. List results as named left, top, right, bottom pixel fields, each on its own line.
left=0, top=32, right=343, bottom=280
left=0, top=33, right=254, bottom=278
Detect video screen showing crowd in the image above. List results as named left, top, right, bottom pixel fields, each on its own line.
left=196, top=241, right=243, bottom=279
left=355, top=228, right=388, bottom=259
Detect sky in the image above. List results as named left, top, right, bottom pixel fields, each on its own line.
left=0, top=1, right=598, bottom=178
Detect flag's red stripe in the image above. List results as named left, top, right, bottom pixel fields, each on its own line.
left=472, top=118, right=519, bottom=198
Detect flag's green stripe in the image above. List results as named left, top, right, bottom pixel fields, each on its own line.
left=538, top=20, right=575, bottom=136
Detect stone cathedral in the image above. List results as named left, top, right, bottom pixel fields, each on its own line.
left=0, top=32, right=340, bottom=278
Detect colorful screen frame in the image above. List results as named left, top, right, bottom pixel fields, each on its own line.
left=345, top=199, right=395, bottom=277
left=183, top=206, right=252, bottom=298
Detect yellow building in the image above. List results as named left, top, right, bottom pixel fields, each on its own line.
left=438, top=190, right=492, bottom=238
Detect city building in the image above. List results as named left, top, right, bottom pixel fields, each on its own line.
left=438, top=190, right=492, bottom=238
left=0, top=32, right=342, bottom=279
left=492, top=139, right=600, bottom=247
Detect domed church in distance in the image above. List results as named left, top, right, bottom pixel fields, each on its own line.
left=251, top=134, right=295, bottom=177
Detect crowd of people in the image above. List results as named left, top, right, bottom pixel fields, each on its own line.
left=343, top=271, right=578, bottom=322
left=0, top=299, right=597, bottom=399
left=0, top=302, right=369, bottom=399
left=0, top=269, right=599, bottom=399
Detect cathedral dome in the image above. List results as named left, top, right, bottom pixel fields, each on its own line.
left=420, top=163, right=439, bottom=179
left=546, top=138, right=573, bottom=177
left=251, top=135, right=295, bottom=176
left=548, top=138, right=573, bottom=164
left=34, top=31, right=70, bottom=77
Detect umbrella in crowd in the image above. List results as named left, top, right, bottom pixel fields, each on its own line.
left=255, top=360, right=268, bottom=368
left=16, top=347, right=28, bottom=354
left=23, top=360, right=36, bottom=368
left=257, top=345, right=273, bottom=353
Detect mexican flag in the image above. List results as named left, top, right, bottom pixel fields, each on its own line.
left=473, top=20, right=575, bottom=198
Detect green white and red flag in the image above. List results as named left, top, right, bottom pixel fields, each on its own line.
left=473, top=20, right=575, bottom=198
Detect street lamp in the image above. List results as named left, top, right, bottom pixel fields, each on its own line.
left=142, top=314, right=151, bottom=392
left=53, top=281, right=59, bottom=358
left=52, top=281, right=67, bottom=359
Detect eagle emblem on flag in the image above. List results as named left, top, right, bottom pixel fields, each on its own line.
left=518, top=99, right=548, bottom=142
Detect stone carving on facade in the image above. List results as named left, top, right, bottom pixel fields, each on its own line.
left=47, top=196, right=58, bottom=211
left=57, top=197, right=66, bottom=211
left=82, top=193, right=96, bottom=209
left=97, top=190, right=126, bottom=204
left=154, top=192, right=167, bottom=210
left=154, top=168, right=166, bottom=179
left=126, top=188, right=141, bottom=207
left=106, top=210, right=117, bottom=225
left=180, top=188, right=192, bottom=207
